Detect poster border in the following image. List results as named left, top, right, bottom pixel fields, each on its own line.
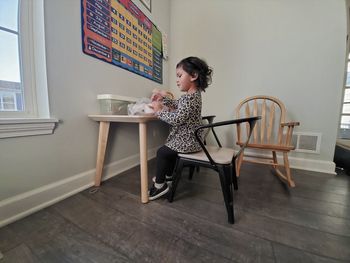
left=81, top=0, right=162, bottom=83
left=140, top=0, right=151, bottom=12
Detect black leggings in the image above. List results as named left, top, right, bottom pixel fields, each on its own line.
left=155, top=145, right=178, bottom=184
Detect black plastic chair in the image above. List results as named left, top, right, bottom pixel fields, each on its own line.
left=168, top=116, right=260, bottom=224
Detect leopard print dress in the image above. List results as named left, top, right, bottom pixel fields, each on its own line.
left=157, top=90, right=203, bottom=153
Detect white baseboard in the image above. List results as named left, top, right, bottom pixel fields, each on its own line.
left=288, top=156, right=336, bottom=175
left=0, top=147, right=158, bottom=228
left=243, top=150, right=336, bottom=175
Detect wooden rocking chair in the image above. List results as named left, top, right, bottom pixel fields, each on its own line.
left=235, top=95, right=300, bottom=187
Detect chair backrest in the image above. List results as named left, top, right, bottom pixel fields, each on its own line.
left=201, top=115, right=217, bottom=145
left=236, top=95, right=287, bottom=146
left=194, top=117, right=260, bottom=165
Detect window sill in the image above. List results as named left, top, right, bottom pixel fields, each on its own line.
left=0, top=118, right=59, bottom=139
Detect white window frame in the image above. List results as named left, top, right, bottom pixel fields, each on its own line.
left=339, top=84, right=350, bottom=136
left=0, top=0, right=58, bottom=138
left=339, top=50, right=350, bottom=139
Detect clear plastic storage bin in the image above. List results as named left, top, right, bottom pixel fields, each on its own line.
left=97, top=94, right=138, bottom=115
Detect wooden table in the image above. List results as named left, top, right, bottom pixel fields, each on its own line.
left=88, top=114, right=158, bottom=203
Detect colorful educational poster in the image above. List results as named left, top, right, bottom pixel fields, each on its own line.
left=81, top=0, right=163, bottom=83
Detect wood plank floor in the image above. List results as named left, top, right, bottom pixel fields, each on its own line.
left=1, top=160, right=349, bottom=262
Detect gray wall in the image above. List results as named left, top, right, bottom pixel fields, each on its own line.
left=0, top=0, right=171, bottom=201
left=169, top=0, right=347, bottom=167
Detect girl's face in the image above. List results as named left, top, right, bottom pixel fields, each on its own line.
left=176, top=66, right=198, bottom=93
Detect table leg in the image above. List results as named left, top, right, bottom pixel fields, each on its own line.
left=139, top=122, right=149, bottom=203
left=94, top=121, right=110, bottom=186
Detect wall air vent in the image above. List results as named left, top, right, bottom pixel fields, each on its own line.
left=291, top=132, right=322, bottom=154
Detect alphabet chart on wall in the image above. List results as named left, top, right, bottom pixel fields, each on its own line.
left=81, top=0, right=163, bottom=83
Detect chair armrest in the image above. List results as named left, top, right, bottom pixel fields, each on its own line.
left=194, top=116, right=261, bottom=165
left=281, top=122, right=300, bottom=127
left=202, top=115, right=216, bottom=123
left=280, top=121, right=300, bottom=145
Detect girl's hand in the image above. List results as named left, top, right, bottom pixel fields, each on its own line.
left=159, top=90, right=170, bottom=97
left=151, top=92, right=163, bottom=102
left=151, top=88, right=163, bottom=102
left=151, top=101, right=164, bottom=112
left=151, top=89, right=173, bottom=102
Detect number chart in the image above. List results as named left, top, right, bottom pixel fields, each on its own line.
left=81, top=0, right=163, bottom=83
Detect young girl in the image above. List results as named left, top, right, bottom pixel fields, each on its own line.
left=149, top=56, right=213, bottom=200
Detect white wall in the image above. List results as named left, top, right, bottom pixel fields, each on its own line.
left=169, top=0, right=347, bottom=172
left=0, top=0, right=171, bottom=226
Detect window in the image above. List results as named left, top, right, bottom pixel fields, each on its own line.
left=339, top=54, right=350, bottom=139
left=0, top=0, right=23, bottom=113
left=0, top=91, right=17, bottom=111
left=0, top=0, right=58, bottom=138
